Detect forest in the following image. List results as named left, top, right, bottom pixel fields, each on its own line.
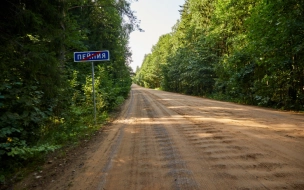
left=134, top=0, right=304, bottom=111
left=0, top=0, right=137, bottom=184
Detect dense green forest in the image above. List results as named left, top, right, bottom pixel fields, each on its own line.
left=0, top=0, right=137, bottom=184
left=134, top=0, right=304, bottom=110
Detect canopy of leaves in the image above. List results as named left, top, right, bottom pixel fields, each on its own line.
left=0, top=0, right=137, bottom=184
left=133, top=0, right=304, bottom=109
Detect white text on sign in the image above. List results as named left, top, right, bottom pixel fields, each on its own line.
left=73, top=50, right=110, bottom=62
left=77, top=53, right=107, bottom=60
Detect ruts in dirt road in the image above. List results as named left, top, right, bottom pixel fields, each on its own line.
left=26, top=84, right=304, bottom=190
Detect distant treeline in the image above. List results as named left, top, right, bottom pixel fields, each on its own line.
left=133, top=0, right=304, bottom=110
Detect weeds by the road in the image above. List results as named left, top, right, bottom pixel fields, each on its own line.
left=0, top=107, right=110, bottom=189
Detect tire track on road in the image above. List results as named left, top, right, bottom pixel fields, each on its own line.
left=141, top=86, right=304, bottom=189
left=97, top=90, right=134, bottom=190
left=140, top=92, right=200, bottom=190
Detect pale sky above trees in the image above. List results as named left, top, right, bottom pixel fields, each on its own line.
left=129, top=0, right=185, bottom=71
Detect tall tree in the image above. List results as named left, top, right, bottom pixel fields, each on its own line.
left=246, top=0, right=304, bottom=108
left=0, top=0, right=138, bottom=182
left=134, top=0, right=304, bottom=110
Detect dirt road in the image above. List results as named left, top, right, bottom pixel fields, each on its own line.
left=18, top=84, right=304, bottom=189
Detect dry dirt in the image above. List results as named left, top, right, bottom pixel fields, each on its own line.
left=15, top=84, right=304, bottom=190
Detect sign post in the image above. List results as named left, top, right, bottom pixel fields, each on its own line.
left=91, top=62, right=96, bottom=124
left=74, top=50, right=110, bottom=124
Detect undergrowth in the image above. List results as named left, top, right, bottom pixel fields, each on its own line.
left=0, top=104, right=112, bottom=189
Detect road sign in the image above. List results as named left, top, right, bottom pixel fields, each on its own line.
left=73, top=50, right=110, bottom=125
left=74, top=50, right=110, bottom=62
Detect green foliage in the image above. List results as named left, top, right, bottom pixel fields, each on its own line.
left=7, top=144, right=61, bottom=159
left=0, top=0, right=135, bottom=185
left=134, top=0, right=217, bottom=95
left=134, top=0, right=304, bottom=110
left=246, top=0, right=304, bottom=109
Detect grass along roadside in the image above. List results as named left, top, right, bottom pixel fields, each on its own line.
left=0, top=101, right=124, bottom=190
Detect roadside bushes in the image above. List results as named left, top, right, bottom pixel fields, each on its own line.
left=0, top=0, right=134, bottom=185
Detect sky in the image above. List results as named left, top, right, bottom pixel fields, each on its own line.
left=128, top=0, right=185, bottom=72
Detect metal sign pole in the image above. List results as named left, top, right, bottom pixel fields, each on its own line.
left=92, top=62, right=97, bottom=125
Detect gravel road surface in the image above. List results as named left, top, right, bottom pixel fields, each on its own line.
left=16, top=84, right=304, bottom=190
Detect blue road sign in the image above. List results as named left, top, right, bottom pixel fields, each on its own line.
left=74, top=50, right=110, bottom=62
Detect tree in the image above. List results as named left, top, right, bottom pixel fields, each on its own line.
left=134, top=0, right=304, bottom=110
left=246, top=0, right=304, bottom=108
left=0, top=0, right=138, bottom=183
